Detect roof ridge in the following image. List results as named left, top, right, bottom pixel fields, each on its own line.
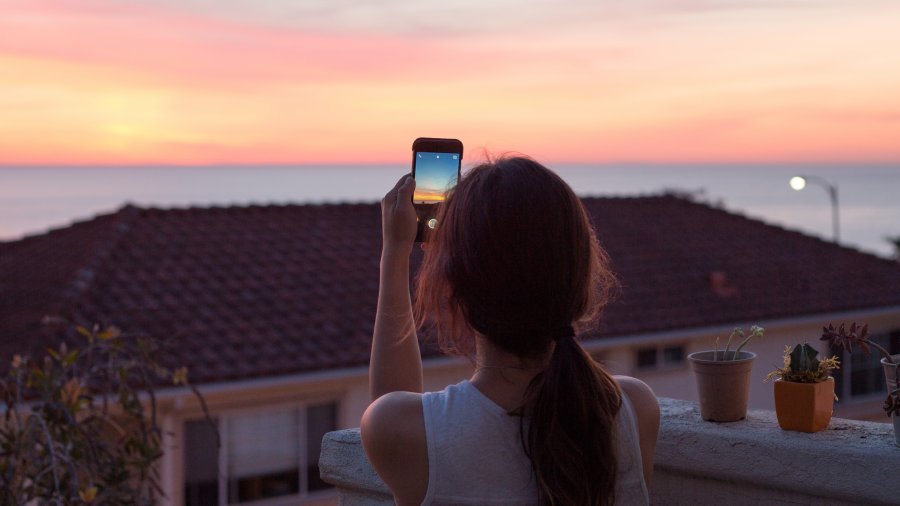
left=582, top=193, right=896, bottom=263
left=679, top=198, right=897, bottom=263
left=6, top=196, right=893, bottom=264
left=57, top=204, right=143, bottom=309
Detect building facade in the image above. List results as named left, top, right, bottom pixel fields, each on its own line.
left=3, top=196, right=898, bottom=505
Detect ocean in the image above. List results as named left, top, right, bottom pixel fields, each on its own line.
left=1, top=164, right=898, bottom=258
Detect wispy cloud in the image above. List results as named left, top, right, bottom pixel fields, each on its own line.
left=2, top=0, right=899, bottom=164
left=0, top=1, right=445, bottom=88
left=106, top=0, right=900, bottom=34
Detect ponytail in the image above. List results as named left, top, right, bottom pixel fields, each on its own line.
left=519, top=329, right=622, bottom=506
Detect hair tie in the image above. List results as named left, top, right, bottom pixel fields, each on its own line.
left=553, top=325, right=576, bottom=342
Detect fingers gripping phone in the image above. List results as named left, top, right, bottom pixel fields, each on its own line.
left=411, top=137, right=463, bottom=242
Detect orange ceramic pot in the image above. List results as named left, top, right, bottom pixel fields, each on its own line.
left=773, top=377, right=834, bottom=433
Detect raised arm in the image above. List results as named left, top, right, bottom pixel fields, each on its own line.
left=369, top=175, right=423, bottom=400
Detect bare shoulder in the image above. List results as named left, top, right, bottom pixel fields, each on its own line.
left=614, top=375, right=659, bottom=416
left=360, top=391, right=428, bottom=506
left=362, top=390, right=424, bottom=435
left=361, top=390, right=426, bottom=457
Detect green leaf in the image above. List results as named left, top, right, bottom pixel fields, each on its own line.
left=97, top=326, right=121, bottom=340
left=63, top=350, right=79, bottom=367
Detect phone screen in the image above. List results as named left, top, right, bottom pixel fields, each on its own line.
left=413, top=151, right=460, bottom=204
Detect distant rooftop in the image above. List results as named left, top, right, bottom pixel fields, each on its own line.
left=2, top=195, right=899, bottom=384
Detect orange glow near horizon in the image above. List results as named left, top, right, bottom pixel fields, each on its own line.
left=413, top=191, right=446, bottom=203
left=2, top=0, right=900, bottom=165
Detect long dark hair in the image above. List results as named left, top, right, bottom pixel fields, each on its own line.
left=414, top=156, right=622, bottom=505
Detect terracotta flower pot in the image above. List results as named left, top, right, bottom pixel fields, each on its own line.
left=688, top=351, right=756, bottom=422
left=773, top=378, right=834, bottom=433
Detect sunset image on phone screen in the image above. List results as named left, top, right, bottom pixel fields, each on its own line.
left=414, top=152, right=460, bottom=203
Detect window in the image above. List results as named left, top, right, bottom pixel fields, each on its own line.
left=227, top=409, right=301, bottom=502
left=636, top=348, right=657, bottom=368
left=635, top=344, right=685, bottom=370
left=184, top=401, right=338, bottom=506
left=833, top=329, right=900, bottom=401
left=663, top=345, right=685, bottom=364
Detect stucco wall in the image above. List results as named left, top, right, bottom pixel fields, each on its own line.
left=155, top=308, right=899, bottom=504
left=590, top=310, right=900, bottom=419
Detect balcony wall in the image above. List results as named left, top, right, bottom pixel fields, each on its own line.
left=320, top=397, right=900, bottom=505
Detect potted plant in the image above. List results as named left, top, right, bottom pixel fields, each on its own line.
left=688, top=325, right=764, bottom=422
left=765, top=343, right=840, bottom=432
left=820, top=322, right=899, bottom=443
left=820, top=322, right=899, bottom=391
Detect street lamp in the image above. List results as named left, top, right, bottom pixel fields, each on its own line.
left=789, top=175, right=839, bottom=243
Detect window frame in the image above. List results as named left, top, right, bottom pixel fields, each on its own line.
left=183, top=396, right=340, bottom=506
left=633, top=343, right=687, bottom=372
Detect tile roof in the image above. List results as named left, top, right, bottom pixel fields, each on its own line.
left=2, top=196, right=899, bottom=385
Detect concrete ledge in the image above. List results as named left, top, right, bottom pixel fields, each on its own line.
left=653, top=398, right=899, bottom=505
left=320, top=397, right=900, bottom=505
left=319, top=427, right=393, bottom=505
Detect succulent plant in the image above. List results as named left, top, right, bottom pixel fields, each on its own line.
left=714, top=325, right=764, bottom=361
left=820, top=322, right=895, bottom=364
left=766, top=343, right=840, bottom=384
left=885, top=388, right=900, bottom=418
left=820, top=322, right=899, bottom=419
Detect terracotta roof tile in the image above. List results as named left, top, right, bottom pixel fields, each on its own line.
left=2, top=196, right=899, bottom=385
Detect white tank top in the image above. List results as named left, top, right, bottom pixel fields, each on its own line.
left=421, top=380, right=649, bottom=506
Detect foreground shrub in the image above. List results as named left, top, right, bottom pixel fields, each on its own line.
left=0, top=320, right=213, bottom=505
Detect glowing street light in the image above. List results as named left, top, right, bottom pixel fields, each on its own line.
left=789, top=176, right=807, bottom=191
left=789, top=175, right=839, bottom=243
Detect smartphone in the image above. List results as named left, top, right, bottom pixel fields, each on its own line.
left=411, top=137, right=463, bottom=241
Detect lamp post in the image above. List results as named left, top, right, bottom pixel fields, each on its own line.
left=789, top=175, right=839, bottom=243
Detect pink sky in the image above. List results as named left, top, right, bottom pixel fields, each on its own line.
left=2, top=0, right=900, bottom=165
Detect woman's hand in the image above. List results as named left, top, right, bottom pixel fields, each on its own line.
left=381, top=175, right=417, bottom=254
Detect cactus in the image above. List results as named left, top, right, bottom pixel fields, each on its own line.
left=789, top=343, right=820, bottom=376
left=766, top=343, right=840, bottom=384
